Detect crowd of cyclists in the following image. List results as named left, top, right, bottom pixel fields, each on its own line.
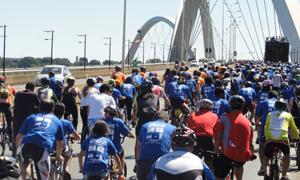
left=0, top=60, right=300, bottom=180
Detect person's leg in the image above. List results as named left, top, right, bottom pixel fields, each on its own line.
left=233, top=166, right=244, bottom=180
left=258, top=142, right=266, bottom=175
left=36, top=150, right=50, bottom=180
left=3, top=103, right=13, bottom=142
left=72, top=106, right=79, bottom=130
left=126, top=98, right=133, bottom=122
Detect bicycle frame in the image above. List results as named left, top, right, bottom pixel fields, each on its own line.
left=0, top=112, right=8, bottom=156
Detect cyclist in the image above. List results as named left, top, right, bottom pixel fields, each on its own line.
left=255, top=90, right=278, bottom=176
left=108, top=79, right=126, bottom=106
left=151, top=76, right=171, bottom=109
left=188, top=99, right=218, bottom=168
left=289, top=86, right=300, bottom=129
left=0, top=156, right=20, bottom=179
left=80, top=78, right=99, bottom=143
left=257, top=79, right=272, bottom=105
left=79, top=120, right=123, bottom=180
left=13, top=82, right=40, bottom=156
left=0, top=75, right=16, bottom=143
left=48, top=71, right=63, bottom=101
left=149, top=126, right=214, bottom=180
left=15, top=100, right=64, bottom=180
left=86, top=84, right=116, bottom=131
left=263, top=98, right=299, bottom=180
left=37, top=77, right=58, bottom=103
left=103, top=106, right=134, bottom=172
left=61, top=76, right=81, bottom=130
left=53, top=103, right=80, bottom=178
left=214, top=95, right=254, bottom=180
left=271, top=71, right=283, bottom=92
left=212, top=87, right=230, bottom=117
left=120, top=77, right=136, bottom=126
left=239, top=81, right=256, bottom=122
left=94, top=76, right=104, bottom=89
left=136, top=112, right=176, bottom=180
left=201, top=76, right=215, bottom=101
left=111, top=65, right=125, bottom=85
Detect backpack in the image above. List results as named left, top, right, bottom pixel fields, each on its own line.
left=137, top=93, right=159, bottom=120
left=0, top=85, right=9, bottom=100
left=38, top=87, right=53, bottom=101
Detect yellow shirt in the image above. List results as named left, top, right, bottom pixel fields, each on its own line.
left=265, top=111, right=299, bottom=143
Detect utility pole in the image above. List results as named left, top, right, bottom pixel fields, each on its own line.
left=181, top=0, right=186, bottom=61
left=127, top=40, right=131, bottom=67
left=78, top=34, right=87, bottom=71
left=0, top=25, right=6, bottom=76
left=44, top=30, right=54, bottom=65
left=104, top=37, right=112, bottom=69
left=152, top=42, right=156, bottom=64
left=162, top=43, right=165, bottom=64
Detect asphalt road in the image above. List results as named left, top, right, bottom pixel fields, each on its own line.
left=7, top=68, right=300, bottom=179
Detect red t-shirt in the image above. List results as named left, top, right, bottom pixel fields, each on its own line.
left=215, top=112, right=253, bottom=162
left=188, top=110, right=218, bottom=137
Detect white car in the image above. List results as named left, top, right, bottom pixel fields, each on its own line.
left=34, top=65, right=72, bottom=86
left=190, top=60, right=199, bottom=67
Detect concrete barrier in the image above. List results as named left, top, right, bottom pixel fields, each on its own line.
left=6, top=64, right=173, bottom=85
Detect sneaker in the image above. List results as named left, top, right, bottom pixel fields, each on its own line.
left=257, top=168, right=266, bottom=176
left=280, top=176, right=289, bottom=180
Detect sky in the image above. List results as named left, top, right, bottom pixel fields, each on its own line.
left=0, top=0, right=300, bottom=62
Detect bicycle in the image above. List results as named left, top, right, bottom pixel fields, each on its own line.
left=264, top=146, right=281, bottom=180
left=294, top=140, right=300, bottom=170
left=0, top=112, right=9, bottom=156
left=49, top=154, right=64, bottom=180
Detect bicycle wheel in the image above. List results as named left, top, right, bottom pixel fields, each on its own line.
left=271, top=164, right=279, bottom=180
left=296, top=142, right=300, bottom=170
left=0, top=129, right=7, bottom=156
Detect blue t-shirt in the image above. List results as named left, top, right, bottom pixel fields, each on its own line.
left=112, top=88, right=122, bottom=104
left=174, top=84, right=192, bottom=101
left=81, top=136, right=117, bottom=175
left=257, top=90, right=269, bottom=104
left=139, top=120, right=175, bottom=161
left=105, top=117, right=131, bottom=153
left=49, top=77, right=62, bottom=97
left=201, top=84, right=215, bottom=100
left=256, top=98, right=276, bottom=139
left=132, top=74, right=144, bottom=85
left=60, top=119, right=75, bottom=145
left=213, top=98, right=230, bottom=117
left=282, top=86, right=295, bottom=101
left=239, top=87, right=256, bottom=104
left=166, top=81, right=177, bottom=97
left=19, top=113, right=64, bottom=153
left=185, top=79, right=196, bottom=95
left=120, top=83, right=136, bottom=99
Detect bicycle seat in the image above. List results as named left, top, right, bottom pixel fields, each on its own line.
left=271, top=146, right=280, bottom=155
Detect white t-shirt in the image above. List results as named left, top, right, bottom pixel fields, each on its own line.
left=86, top=93, right=116, bottom=119
left=80, top=87, right=99, bottom=107
left=272, top=74, right=283, bottom=88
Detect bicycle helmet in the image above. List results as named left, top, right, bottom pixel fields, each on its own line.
left=172, top=126, right=196, bottom=147
left=263, top=79, right=272, bottom=87
left=229, top=95, right=245, bottom=110
left=108, top=79, right=116, bottom=87
left=40, top=77, right=50, bottom=86
left=244, top=81, right=253, bottom=87
left=0, top=156, right=20, bottom=179
left=140, top=66, right=146, bottom=73
left=115, top=65, right=122, bottom=72
left=178, top=76, right=186, bottom=84
left=66, top=76, right=75, bottom=84
left=140, top=80, right=153, bottom=95
left=86, top=77, right=96, bottom=86
left=197, top=99, right=213, bottom=110
left=275, top=98, right=287, bottom=111
left=124, top=77, right=132, bottom=84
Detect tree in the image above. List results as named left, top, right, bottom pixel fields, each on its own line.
left=102, top=60, right=120, bottom=66
left=89, top=59, right=101, bottom=65
left=18, top=57, right=39, bottom=68
left=146, top=58, right=162, bottom=63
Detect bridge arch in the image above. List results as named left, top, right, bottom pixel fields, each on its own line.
left=124, top=16, right=175, bottom=64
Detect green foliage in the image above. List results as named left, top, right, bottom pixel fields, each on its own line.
left=102, top=60, right=120, bottom=66
left=89, top=59, right=101, bottom=65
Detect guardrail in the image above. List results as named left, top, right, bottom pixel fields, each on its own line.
left=5, top=63, right=174, bottom=85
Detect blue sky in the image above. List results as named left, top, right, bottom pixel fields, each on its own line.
left=0, top=0, right=299, bottom=62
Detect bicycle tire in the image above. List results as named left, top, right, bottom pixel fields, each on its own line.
left=271, top=164, right=279, bottom=180
left=0, top=129, right=7, bottom=156
left=296, top=142, right=300, bottom=170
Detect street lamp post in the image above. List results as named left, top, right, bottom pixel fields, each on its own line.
left=0, top=25, right=6, bottom=76
left=161, top=43, right=165, bottom=64
left=151, top=42, right=156, bottom=64
left=104, top=37, right=112, bottom=69
left=44, top=30, right=54, bottom=65
left=78, top=34, right=87, bottom=71
left=121, top=0, right=127, bottom=73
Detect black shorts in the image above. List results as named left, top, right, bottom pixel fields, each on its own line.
left=264, top=142, right=290, bottom=158
left=193, top=136, right=214, bottom=160
left=213, top=154, right=245, bottom=179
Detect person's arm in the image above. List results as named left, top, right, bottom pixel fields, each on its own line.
left=55, top=140, right=64, bottom=162
left=78, top=150, right=85, bottom=173
left=114, top=154, right=123, bottom=175
left=132, top=95, right=138, bottom=123
left=161, top=89, right=171, bottom=107
left=15, top=133, right=24, bottom=147
left=289, top=115, right=300, bottom=140
left=73, top=131, right=81, bottom=141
